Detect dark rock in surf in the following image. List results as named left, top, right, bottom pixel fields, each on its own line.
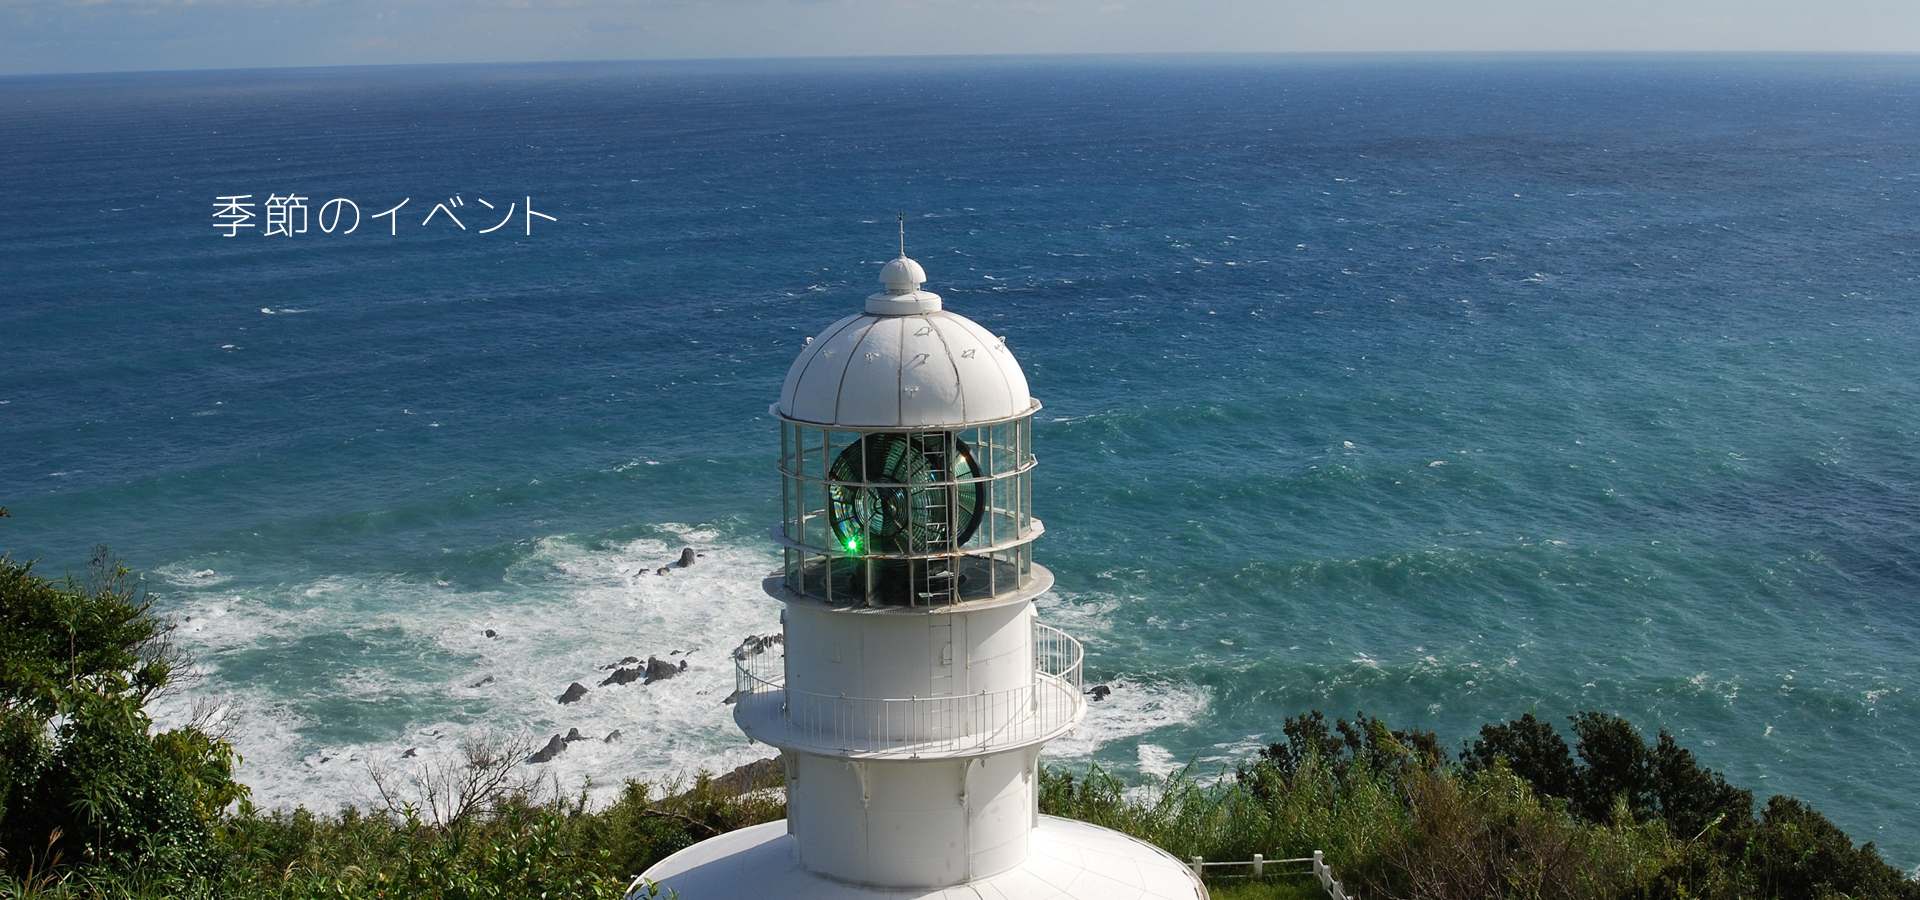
left=558, top=682, right=589, bottom=704
left=527, top=734, right=567, bottom=764
left=601, top=666, right=643, bottom=687
left=733, top=633, right=784, bottom=660
left=642, top=656, right=682, bottom=684
left=716, top=757, right=783, bottom=795
left=1088, top=684, right=1112, bottom=702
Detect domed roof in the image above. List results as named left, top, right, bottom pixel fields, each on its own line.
left=775, top=258, right=1034, bottom=428
left=878, top=256, right=927, bottom=293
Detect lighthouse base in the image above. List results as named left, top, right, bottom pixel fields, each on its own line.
left=638, top=815, right=1206, bottom=900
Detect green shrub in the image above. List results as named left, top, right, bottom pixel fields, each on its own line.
left=0, top=551, right=243, bottom=882
left=199, top=767, right=786, bottom=899
left=1751, top=796, right=1918, bottom=900
left=1462, top=711, right=1577, bottom=801
left=1046, top=710, right=1918, bottom=900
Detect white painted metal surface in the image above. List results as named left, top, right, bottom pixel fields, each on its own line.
left=781, top=748, right=1039, bottom=885
left=640, top=816, right=1209, bottom=900
left=733, top=621, right=1084, bottom=758
left=781, top=595, right=1036, bottom=712
left=776, top=257, right=1033, bottom=428
left=879, top=255, right=928, bottom=292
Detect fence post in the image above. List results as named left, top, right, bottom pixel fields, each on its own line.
left=1252, top=853, right=1263, bottom=877
left=1190, top=856, right=1204, bottom=880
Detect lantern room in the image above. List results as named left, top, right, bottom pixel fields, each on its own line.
left=772, top=256, right=1044, bottom=607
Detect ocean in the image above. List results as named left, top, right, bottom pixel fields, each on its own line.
left=2, top=53, right=1917, bottom=867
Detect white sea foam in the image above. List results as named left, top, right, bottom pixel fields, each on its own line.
left=148, top=533, right=1207, bottom=812
left=1046, top=677, right=1209, bottom=761
left=151, top=530, right=784, bottom=812
left=1034, top=589, right=1211, bottom=763
left=1035, top=591, right=1122, bottom=637
left=1135, top=743, right=1178, bottom=778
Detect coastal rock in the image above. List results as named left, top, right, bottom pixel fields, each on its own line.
left=604, top=729, right=623, bottom=744
left=715, top=757, right=783, bottom=795
left=733, top=633, right=784, bottom=660
left=564, top=728, right=588, bottom=743
left=472, top=675, right=494, bottom=688
left=600, top=655, right=641, bottom=670
left=642, top=656, right=685, bottom=684
left=484, top=629, right=497, bottom=638
left=721, top=689, right=742, bottom=705
left=600, top=666, right=643, bottom=687
left=402, top=748, right=418, bottom=758
left=527, top=734, right=567, bottom=764
left=1088, top=684, right=1112, bottom=702
left=678, top=547, right=697, bottom=567
left=656, top=567, right=670, bottom=576
left=558, top=682, right=589, bottom=704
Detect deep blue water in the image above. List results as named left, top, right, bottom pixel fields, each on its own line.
left=3, top=54, right=1918, bottom=866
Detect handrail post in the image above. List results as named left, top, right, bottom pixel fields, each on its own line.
left=1189, top=856, right=1203, bottom=880
left=1252, top=853, right=1263, bottom=877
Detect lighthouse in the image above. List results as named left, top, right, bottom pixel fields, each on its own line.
left=639, top=254, right=1206, bottom=900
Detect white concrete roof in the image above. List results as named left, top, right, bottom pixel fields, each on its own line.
left=776, top=258, right=1034, bottom=429
left=879, top=256, right=928, bottom=293
left=638, top=816, right=1207, bottom=900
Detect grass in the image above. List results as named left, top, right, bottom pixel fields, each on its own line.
left=1204, top=877, right=1330, bottom=900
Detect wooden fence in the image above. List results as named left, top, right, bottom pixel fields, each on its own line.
left=1186, top=849, right=1356, bottom=900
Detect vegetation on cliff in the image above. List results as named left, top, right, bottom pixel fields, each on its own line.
left=0, top=551, right=781, bottom=899
left=1040, top=710, right=1919, bottom=900
left=0, top=551, right=242, bottom=883
left=1, top=550, right=1912, bottom=899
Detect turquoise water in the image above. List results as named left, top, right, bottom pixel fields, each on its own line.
left=3, top=55, right=1917, bottom=864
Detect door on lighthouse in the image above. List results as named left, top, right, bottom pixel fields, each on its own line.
left=930, top=616, right=967, bottom=737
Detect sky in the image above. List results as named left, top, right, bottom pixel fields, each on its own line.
left=2, top=0, right=1919, bottom=76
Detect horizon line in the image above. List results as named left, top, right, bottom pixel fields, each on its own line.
left=8, top=49, right=1920, bottom=81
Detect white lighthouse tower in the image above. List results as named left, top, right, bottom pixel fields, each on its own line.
left=639, top=255, right=1205, bottom=900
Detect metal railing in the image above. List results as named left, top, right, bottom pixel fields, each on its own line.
left=1186, top=850, right=1356, bottom=900
left=733, top=622, right=1084, bottom=757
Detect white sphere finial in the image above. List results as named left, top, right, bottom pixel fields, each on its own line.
left=879, top=256, right=926, bottom=294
